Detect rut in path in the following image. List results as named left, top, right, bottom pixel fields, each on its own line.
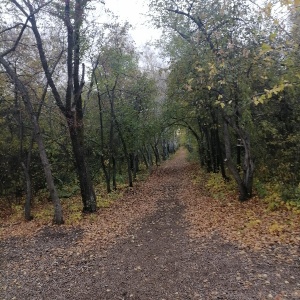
left=1, top=149, right=300, bottom=300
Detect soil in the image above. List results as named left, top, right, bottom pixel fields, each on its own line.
left=1, top=148, right=299, bottom=300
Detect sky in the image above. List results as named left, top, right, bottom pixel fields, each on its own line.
left=104, top=0, right=162, bottom=48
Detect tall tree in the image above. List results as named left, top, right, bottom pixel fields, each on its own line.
left=0, top=56, right=64, bottom=224
left=148, top=0, right=267, bottom=200
left=2, top=0, right=100, bottom=212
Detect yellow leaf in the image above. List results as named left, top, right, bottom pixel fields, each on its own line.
left=263, top=2, right=272, bottom=15
left=269, top=32, right=277, bottom=41
left=253, top=96, right=259, bottom=105
left=261, top=43, right=272, bottom=53
left=207, top=86, right=212, bottom=90
left=280, top=0, right=292, bottom=6
left=220, top=61, right=225, bottom=68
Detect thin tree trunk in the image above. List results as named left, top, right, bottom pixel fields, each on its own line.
left=141, top=148, right=149, bottom=170
left=22, top=162, right=32, bottom=221
left=127, top=156, right=134, bottom=187
left=223, top=119, right=249, bottom=201
left=216, top=127, right=228, bottom=181
left=67, top=116, right=97, bottom=212
left=28, top=2, right=97, bottom=213
left=112, top=155, right=117, bottom=190
left=0, top=56, right=64, bottom=224
left=241, top=133, right=255, bottom=198
left=151, top=144, right=160, bottom=166
left=101, top=155, right=111, bottom=193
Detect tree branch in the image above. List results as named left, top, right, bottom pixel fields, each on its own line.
left=0, top=18, right=30, bottom=57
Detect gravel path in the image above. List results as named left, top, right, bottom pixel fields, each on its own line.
left=1, top=149, right=300, bottom=299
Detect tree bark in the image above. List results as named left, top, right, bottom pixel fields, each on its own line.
left=223, top=119, right=249, bottom=201
left=26, top=2, right=97, bottom=212
left=67, top=114, right=97, bottom=212
left=0, top=56, right=64, bottom=224
left=22, top=162, right=32, bottom=221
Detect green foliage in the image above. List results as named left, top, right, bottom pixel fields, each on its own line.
left=253, top=179, right=300, bottom=212
left=57, top=185, right=80, bottom=198
left=206, top=173, right=237, bottom=200
left=1, top=0, right=300, bottom=222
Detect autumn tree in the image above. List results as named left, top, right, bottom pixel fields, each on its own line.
left=0, top=21, right=64, bottom=223
left=1, top=0, right=103, bottom=212
left=87, top=23, right=161, bottom=190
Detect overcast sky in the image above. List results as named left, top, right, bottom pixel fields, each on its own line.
left=104, top=0, right=162, bottom=47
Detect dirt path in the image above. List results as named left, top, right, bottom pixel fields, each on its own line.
left=1, top=149, right=300, bottom=299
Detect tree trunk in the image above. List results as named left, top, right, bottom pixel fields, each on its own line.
left=241, top=133, right=255, bottom=199
left=141, top=149, right=149, bottom=169
left=35, top=122, right=64, bottom=223
left=22, top=162, right=32, bottom=221
left=27, top=2, right=97, bottom=213
left=223, top=119, right=249, bottom=201
left=67, top=115, right=97, bottom=212
left=216, top=127, right=228, bottom=181
left=146, top=146, right=153, bottom=171
left=127, top=156, right=134, bottom=187
left=112, top=155, right=117, bottom=190
left=101, top=154, right=111, bottom=193
left=130, top=153, right=137, bottom=180
left=0, top=56, right=64, bottom=224
left=151, top=144, right=161, bottom=166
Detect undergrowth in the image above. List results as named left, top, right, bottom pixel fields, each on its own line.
left=195, top=166, right=300, bottom=215
left=0, top=168, right=150, bottom=226
left=187, top=164, right=300, bottom=249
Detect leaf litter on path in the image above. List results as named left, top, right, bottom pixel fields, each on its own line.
left=1, top=148, right=300, bottom=300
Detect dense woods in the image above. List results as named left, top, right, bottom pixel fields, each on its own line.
left=0, top=0, right=299, bottom=223
left=149, top=0, right=300, bottom=202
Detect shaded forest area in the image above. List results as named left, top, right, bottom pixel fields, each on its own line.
left=0, top=0, right=300, bottom=224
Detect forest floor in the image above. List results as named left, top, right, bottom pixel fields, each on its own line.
left=1, top=148, right=300, bottom=300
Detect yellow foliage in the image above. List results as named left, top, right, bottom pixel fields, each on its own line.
left=246, top=219, right=261, bottom=228
left=268, top=222, right=285, bottom=234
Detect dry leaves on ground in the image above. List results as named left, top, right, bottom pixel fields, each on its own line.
left=182, top=164, right=300, bottom=254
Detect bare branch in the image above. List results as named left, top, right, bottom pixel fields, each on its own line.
left=0, top=23, right=27, bottom=35
left=166, top=7, right=215, bottom=51
left=0, top=18, right=30, bottom=57
left=37, top=49, right=65, bottom=119
left=73, top=63, right=86, bottom=108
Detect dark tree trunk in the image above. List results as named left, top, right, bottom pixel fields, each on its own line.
left=162, top=140, right=169, bottom=160
left=223, top=119, right=250, bottom=201
left=22, top=135, right=34, bottom=221
left=216, top=127, right=228, bottom=181
left=22, top=162, right=32, bottom=221
left=112, top=155, right=117, bottom=190
left=101, top=154, right=111, bottom=193
left=67, top=115, right=97, bottom=212
left=130, top=153, right=138, bottom=180
left=151, top=144, right=161, bottom=166
left=0, top=56, right=64, bottom=224
left=241, top=133, right=255, bottom=199
left=134, top=153, right=139, bottom=178
left=127, top=157, right=134, bottom=187
left=93, top=69, right=111, bottom=193
left=141, top=148, right=149, bottom=170
left=211, top=127, right=218, bottom=173
left=202, top=125, right=212, bottom=173
left=27, top=1, right=97, bottom=213
left=146, top=146, right=153, bottom=171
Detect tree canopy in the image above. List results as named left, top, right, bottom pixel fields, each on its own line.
left=0, top=0, right=299, bottom=223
